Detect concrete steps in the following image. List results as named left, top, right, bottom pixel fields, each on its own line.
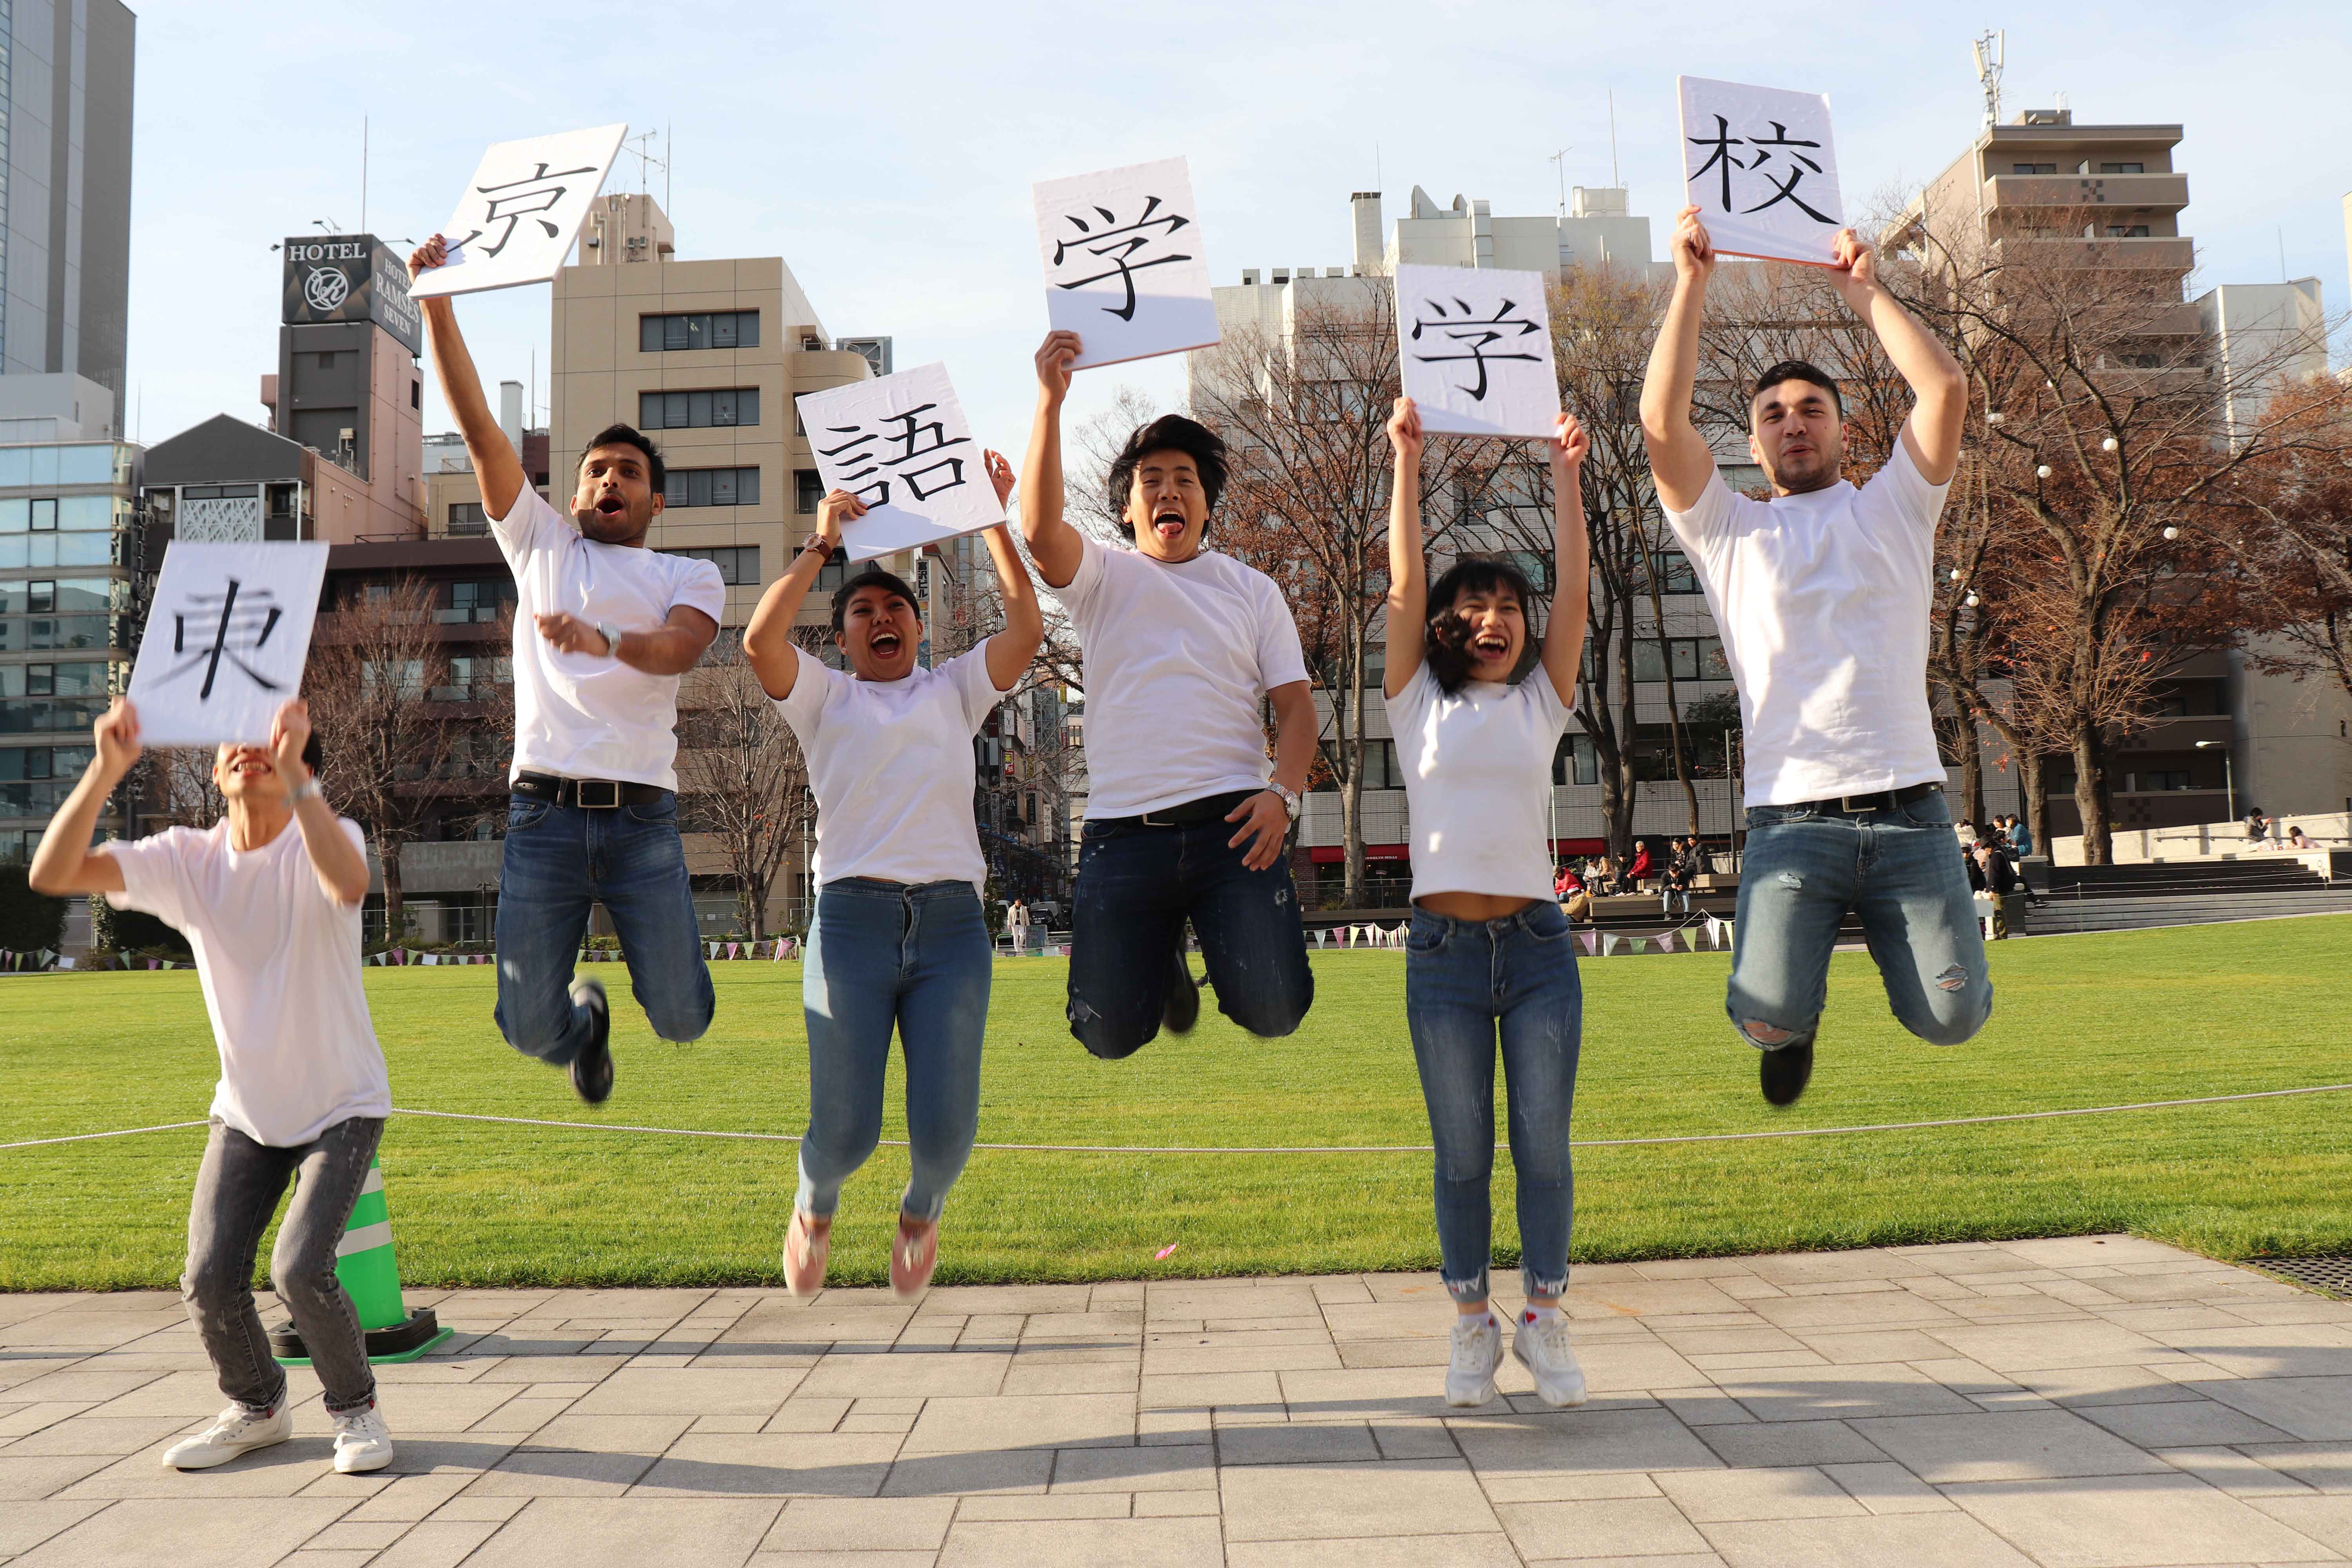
left=2025, top=890, right=2352, bottom=935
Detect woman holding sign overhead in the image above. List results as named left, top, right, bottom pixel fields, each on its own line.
left=1382, top=394, right=1592, bottom=1412
left=741, top=455, right=1039, bottom=1300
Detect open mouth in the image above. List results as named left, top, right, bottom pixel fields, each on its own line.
left=229, top=754, right=274, bottom=779
left=1471, top=632, right=1510, bottom=659
left=868, top=630, right=904, bottom=659
left=1152, top=505, right=1185, bottom=540
left=595, top=494, right=626, bottom=517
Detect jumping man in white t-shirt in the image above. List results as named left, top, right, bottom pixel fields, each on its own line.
left=32, top=698, right=399, bottom=1476
left=1637, top=208, right=1991, bottom=1108
left=412, top=236, right=726, bottom=1105
left=1021, top=331, right=1318, bottom=1057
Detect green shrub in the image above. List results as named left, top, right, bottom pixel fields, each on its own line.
left=0, top=863, right=66, bottom=951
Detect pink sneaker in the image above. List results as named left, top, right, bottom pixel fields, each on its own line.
left=890, top=1216, right=938, bottom=1301
left=782, top=1209, right=829, bottom=1297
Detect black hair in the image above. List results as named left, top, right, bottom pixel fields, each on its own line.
left=301, top=732, right=323, bottom=777
left=1106, top=415, right=1228, bottom=538
left=830, top=566, right=922, bottom=637
left=579, top=423, right=666, bottom=494
left=1424, top=555, right=1541, bottom=695
left=1752, top=360, right=1843, bottom=417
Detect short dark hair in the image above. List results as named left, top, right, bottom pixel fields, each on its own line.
left=301, top=732, right=323, bottom=777
left=1106, top=415, right=1228, bottom=538
left=1424, top=555, right=1541, bottom=695
left=830, top=566, right=922, bottom=636
left=579, top=423, right=666, bottom=494
left=1752, top=360, right=1843, bottom=417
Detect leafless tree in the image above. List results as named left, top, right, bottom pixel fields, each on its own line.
left=677, top=637, right=815, bottom=940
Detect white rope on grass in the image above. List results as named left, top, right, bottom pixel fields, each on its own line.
left=9, top=1082, right=2351, bottom=1156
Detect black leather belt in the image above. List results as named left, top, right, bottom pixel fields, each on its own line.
left=1098, top=789, right=1259, bottom=829
left=1781, top=781, right=1944, bottom=817
left=512, top=771, right=668, bottom=809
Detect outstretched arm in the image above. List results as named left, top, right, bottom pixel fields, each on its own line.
left=979, top=452, right=1045, bottom=691
left=410, top=236, right=526, bottom=520
left=533, top=606, right=717, bottom=676
left=1826, top=229, right=1966, bottom=485
left=1638, top=206, right=1721, bottom=514
left=743, top=491, right=855, bottom=700
left=1382, top=397, right=1428, bottom=700
left=27, top=700, right=138, bottom=896
left=270, top=700, right=370, bottom=905
left=1019, top=332, right=1085, bottom=589
left=1539, top=414, right=1592, bottom=706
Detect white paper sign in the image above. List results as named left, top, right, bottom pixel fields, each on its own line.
left=796, top=363, right=1002, bottom=563
left=1394, top=264, right=1562, bottom=440
left=1033, top=157, right=1220, bottom=370
left=408, top=123, right=628, bottom=299
left=126, top=542, right=330, bottom=746
left=1677, top=76, right=1845, bottom=266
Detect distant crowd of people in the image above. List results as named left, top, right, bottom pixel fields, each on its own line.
left=1551, top=835, right=1713, bottom=921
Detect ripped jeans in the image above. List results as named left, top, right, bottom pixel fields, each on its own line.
left=1728, top=791, right=1993, bottom=1053
left=1405, top=902, right=1582, bottom=1305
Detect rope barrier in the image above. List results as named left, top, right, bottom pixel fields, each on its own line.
left=8, top=1082, right=2348, bottom=1155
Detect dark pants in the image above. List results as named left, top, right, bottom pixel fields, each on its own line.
left=183, top=1116, right=384, bottom=1415
left=1065, top=813, right=1314, bottom=1058
left=494, top=791, right=715, bottom=1067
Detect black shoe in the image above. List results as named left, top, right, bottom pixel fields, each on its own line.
left=1162, top=939, right=1201, bottom=1035
left=1759, top=1040, right=1813, bottom=1108
left=568, top=976, right=613, bottom=1104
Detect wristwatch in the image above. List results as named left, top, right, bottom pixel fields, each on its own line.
left=288, top=777, right=324, bottom=805
left=596, top=621, right=622, bottom=658
left=1269, top=782, right=1301, bottom=820
left=804, top=535, right=837, bottom=561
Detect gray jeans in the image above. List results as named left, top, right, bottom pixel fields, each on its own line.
left=184, top=1116, right=384, bottom=1415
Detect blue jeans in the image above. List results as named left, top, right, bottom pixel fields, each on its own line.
left=1405, top=901, right=1583, bottom=1305
left=494, top=792, right=714, bottom=1066
left=1065, top=814, right=1314, bottom=1058
left=1728, top=791, right=1993, bottom=1051
left=799, top=878, right=991, bottom=1223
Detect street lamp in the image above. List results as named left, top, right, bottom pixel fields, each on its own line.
left=2194, top=740, right=2234, bottom=823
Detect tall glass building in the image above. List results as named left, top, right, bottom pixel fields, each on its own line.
left=0, top=437, right=141, bottom=860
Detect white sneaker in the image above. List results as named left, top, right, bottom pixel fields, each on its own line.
left=1512, top=1312, right=1589, bottom=1408
left=1446, top=1313, right=1502, bottom=1407
left=162, top=1401, right=291, bottom=1470
left=330, top=1402, right=395, bottom=1473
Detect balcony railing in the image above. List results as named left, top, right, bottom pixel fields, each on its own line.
left=1981, top=172, right=2189, bottom=214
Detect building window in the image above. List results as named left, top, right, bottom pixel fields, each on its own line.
left=2011, top=162, right=2058, bottom=175
left=410, top=381, right=421, bottom=409
left=30, top=499, right=56, bottom=532
left=640, top=311, right=760, bottom=352
left=1631, top=636, right=1730, bottom=683
left=0, top=660, right=109, bottom=733
left=794, top=470, right=826, bottom=515
left=447, top=502, right=487, bottom=535
left=2099, top=162, right=2145, bottom=174
left=661, top=466, right=761, bottom=508
left=1651, top=549, right=1699, bottom=595
left=442, top=579, right=515, bottom=624
left=1552, top=732, right=1599, bottom=787
left=2104, top=224, right=2151, bottom=238
left=812, top=553, right=846, bottom=593
left=638, top=388, right=760, bottom=430
left=662, top=544, right=760, bottom=585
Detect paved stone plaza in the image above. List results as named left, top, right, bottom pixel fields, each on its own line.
left=3, top=1235, right=2350, bottom=1566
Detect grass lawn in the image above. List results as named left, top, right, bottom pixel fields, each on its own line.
left=2, top=916, right=2348, bottom=1292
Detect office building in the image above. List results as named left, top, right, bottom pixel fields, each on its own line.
left=0, top=435, right=142, bottom=862
left=549, top=192, right=913, bottom=636
left=1, top=0, right=136, bottom=418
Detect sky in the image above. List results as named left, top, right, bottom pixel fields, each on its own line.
left=124, top=1, right=2352, bottom=469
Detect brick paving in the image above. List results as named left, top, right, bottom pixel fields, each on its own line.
left=3, top=1236, right=2350, bottom=1565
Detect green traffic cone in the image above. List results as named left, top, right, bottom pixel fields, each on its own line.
left=271, top=1156, right=452, bottom=1367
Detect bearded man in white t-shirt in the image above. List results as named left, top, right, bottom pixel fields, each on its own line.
left=1638, top=207, right=1992, bottom=1109
left=412, top=236, right=726, bottom=1105
left=1020, top=331, right=1318, bottom=1058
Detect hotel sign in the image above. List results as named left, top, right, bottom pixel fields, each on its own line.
left=281, top=235, right=424, bottom=356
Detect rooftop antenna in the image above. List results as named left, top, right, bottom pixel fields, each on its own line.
left=624, top=128, right=666, bottom=197
left=1970, top=28, right=2005, bottom=129
left=2278, top=225, right=2288, bottom=282
left=1549, top=148, right=1572, bottom=219
left=360, top=116, right=368, bottom=234
left=1608, top=90, right=1621, bottom=188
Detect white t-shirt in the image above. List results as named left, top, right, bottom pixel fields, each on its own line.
left=1050, top=535, right=1309, bottom=817
left=1387, top=663, right=1575, bottom=904
left=1663, top=439, right=1951, bottom=805
left=489, top=486, right=727, bottom=792
left=108, top=818, right=392, bottom=1149
left=773, top=644, right=1013, bottom=889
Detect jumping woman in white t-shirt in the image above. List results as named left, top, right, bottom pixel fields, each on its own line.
left=1383, top=396, right=1593, bottom=1411
left=742, top=457, right=1041, bottom=1300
